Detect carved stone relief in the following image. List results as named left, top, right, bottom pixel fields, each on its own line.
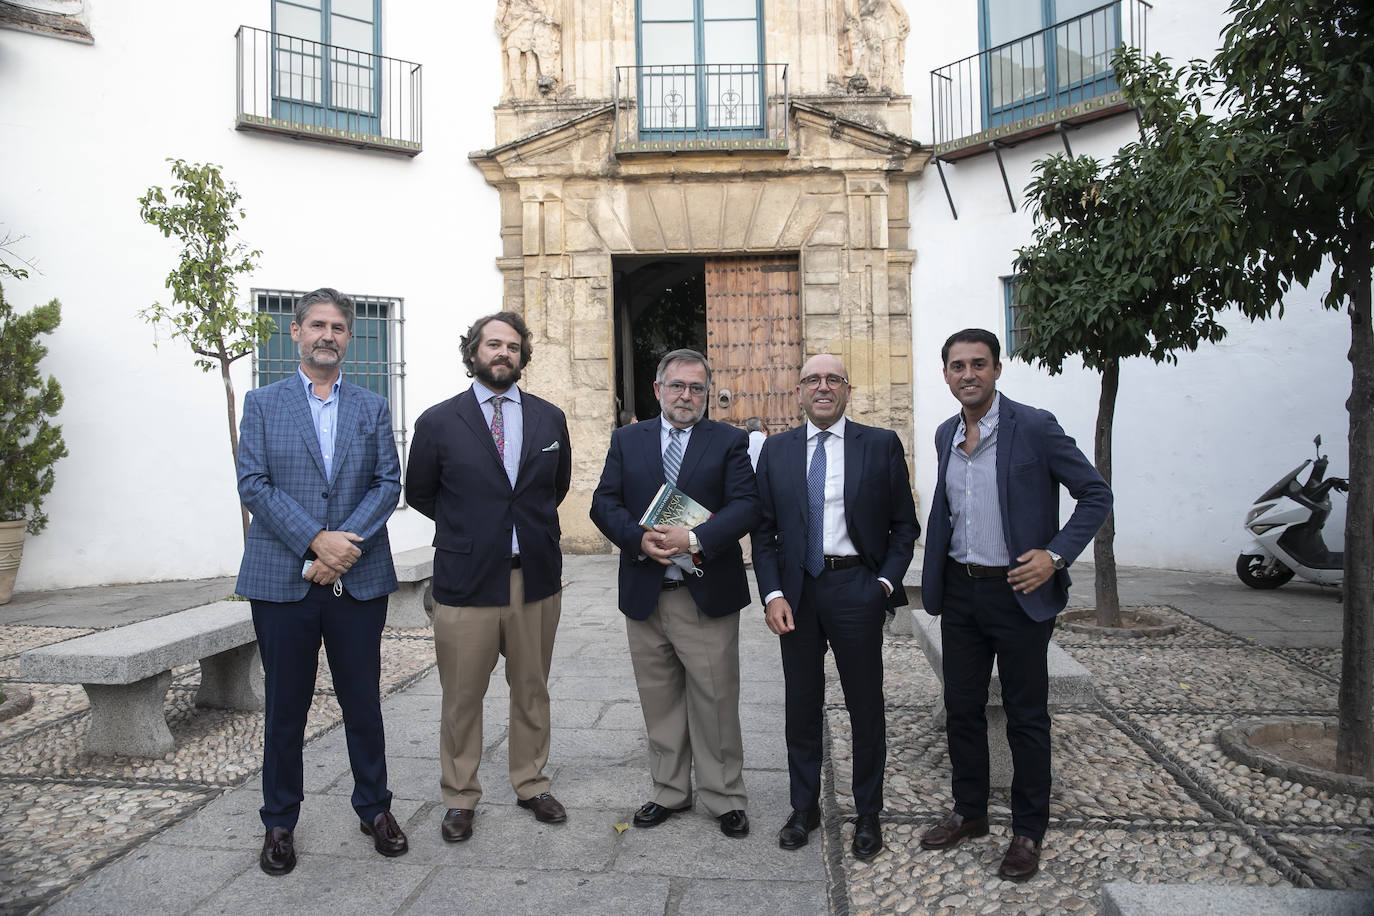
left=840, top=0, right=910, bottom=93
left=496, top=0, right=563, bottom=99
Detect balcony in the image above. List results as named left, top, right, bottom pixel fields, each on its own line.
left=235, top=26, right=422, bottom=156
left=614, top=63, right=789, bottom=155
left=930, top=1, right=1149, bottom=161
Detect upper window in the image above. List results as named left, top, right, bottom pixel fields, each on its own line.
left=636, top=0, right=765, bottom=138
left=272, top=0, right=380, bottom=134
left=1003, top=276, right=1028, bottom=357
left=980, top=0, right=1119, bottom=127
left=254, top=288, right=407, bottom=467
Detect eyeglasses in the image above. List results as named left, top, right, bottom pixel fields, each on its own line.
left=662, top=381, right=708, bottom=397
left=800, top=374, right=849, bottom=390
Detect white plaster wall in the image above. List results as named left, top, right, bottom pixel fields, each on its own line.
left=903, top=0, right=1352, bottom=572
left=0, top=1, right=503, bottom=590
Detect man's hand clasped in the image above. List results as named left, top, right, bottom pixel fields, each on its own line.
left=305, top=529, right=363, bottom=584
left=640, top=524, right=692, bottom=566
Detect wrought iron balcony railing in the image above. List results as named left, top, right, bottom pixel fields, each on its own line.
left=931, top=1, right=1149, bottom=161
left=235, top=25, right=422, bottom=155
left=615, top=63, right=789, bottom=154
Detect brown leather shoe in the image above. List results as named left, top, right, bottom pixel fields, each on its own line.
left=919, top=811, right=990, bottom=850
left=441, top=807, right=474, bottom=842
left=997, top=835, right=1042, bottom=881
left=360, top=810, right=409, bottom=857
left=259, top=826, right=296, bottom=876
left=517, top=792, right=568, bottom=824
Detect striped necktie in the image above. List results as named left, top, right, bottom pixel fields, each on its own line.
left=664, top=427, right=683, bottom=486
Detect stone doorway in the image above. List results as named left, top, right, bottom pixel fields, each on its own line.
left=613, top=256, right=708, bottom=425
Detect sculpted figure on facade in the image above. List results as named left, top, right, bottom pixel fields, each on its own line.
left=496, top=0, right=562, bottom=98
left=840, top=0, right=910, bottom=92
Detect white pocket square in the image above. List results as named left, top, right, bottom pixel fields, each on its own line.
left=542, top=441, right=560, bottom=452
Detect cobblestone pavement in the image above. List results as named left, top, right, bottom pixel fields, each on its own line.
left=1, top=558, right=1371, bottom=914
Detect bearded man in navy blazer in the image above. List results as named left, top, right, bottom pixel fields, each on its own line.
left=406, top=311, right=572, bottom=843
left=753, top=353, right=918, bottom=860
left=236, top=287, right=407, bottom=876
left=919, top=328, right=1110, bottom=881
left=590, top=349, right=759, bottom=839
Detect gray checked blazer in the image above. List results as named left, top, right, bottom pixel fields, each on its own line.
left=235, top=375, right=401, bottom=603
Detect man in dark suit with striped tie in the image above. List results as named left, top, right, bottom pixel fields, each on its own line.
left=752, top=353, right=919, bottom=860
left=590, top=349, right=760, bottom=839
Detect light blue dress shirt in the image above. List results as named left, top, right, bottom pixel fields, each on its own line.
left=946, top=392, right=1011, bottom=566
left=298, top=368, right=340, bottom=482
left=472, top=379, right=524, bottom=556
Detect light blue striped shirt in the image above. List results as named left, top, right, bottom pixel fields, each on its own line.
left=946, top=393, right=1010, bottom=566
left=472, top=379, right=523, bottom=556
left=299, top=368, right=340, bottom=482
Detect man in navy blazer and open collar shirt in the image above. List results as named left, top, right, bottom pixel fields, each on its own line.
left=236, top=287, right=408, bottom=876
left=919, top=328, right=1111, bottom=882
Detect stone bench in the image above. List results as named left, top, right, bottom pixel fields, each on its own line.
left=1100, top=882, right=1374, bottom=915
left=389, top=545, right=434, bottom=628
left=19, top=600, right=263, bottom=757
left=907, top=607, right=1095, bottom=788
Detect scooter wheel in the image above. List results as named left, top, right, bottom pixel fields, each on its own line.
left=1236, top=553, right=1294, bottom=589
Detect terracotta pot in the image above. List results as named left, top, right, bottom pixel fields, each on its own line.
left=0, top=518, right=25, bottom=605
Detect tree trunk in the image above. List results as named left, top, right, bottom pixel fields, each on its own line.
left=220, top=357, right=249, bottom=543
left=1094, top=358, right=1121, bottom=627
left=1338, top=217, right=1374, bottom=778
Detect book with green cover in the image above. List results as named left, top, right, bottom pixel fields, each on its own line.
left=637, top=483, right=714, bottom=530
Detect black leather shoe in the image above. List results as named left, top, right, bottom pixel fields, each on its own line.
left=718, top=809, right=750, bottom=838
left=259, top=826, right=296, bottom=876
left=852, top=813, right=882, bottom=859
left=632, top=801, right=691, bottom=828
left=517, top=792, right=568, bottom=823
left=778, top=807, right=821, bottom=850
left=997, top=835, right=1042, bottom=881
left=919, top=810, right=990, bottom=850
left=360, top=810, right=408, bottom=857
left=441, top=808, right=474, bottom=842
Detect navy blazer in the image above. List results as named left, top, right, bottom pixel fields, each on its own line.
left=406, top=386, right=571, bottom=607
left=752, top=420, right=919, bottom=611
left=589, top=417, right=760, bottom=621
left=921, top=394, right=1112, bottom=622
left=236, top=376, right=401, bottom=603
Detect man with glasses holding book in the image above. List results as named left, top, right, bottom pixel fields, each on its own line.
left=752, top=353, right=918, bottom=860
left=590, top=348, right=760, bottom=838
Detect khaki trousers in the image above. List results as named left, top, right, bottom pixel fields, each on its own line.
left=626, top=585, right=746, bottom=816
left=433, top=569, right=561, bottom=809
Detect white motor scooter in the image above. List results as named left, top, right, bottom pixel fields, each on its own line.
left=1237, top=435, right=1347, bottom=589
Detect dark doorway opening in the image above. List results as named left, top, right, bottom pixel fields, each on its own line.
left=613, top=256, right=708, bottom=425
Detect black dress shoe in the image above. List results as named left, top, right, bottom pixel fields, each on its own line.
left=517, top=792, right=568, bottom=823
left=633, top=801, right=691, bottom=828
left=717, top=809, right=750, bottom=838
left=259, top=826, right=296, bottom=876
left=997, top=835, right=1042, bottom=881
left=919, top=810, right=990, bottom=850
left=360, top=810, right=409, bottom=857
left=852, top=814, right=882, bottom=859
left=441, top=808, right=474, bottom=842
left=778, top=807, right=821, bottom=850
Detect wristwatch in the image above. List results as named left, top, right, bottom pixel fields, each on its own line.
left=1045, top=549, right=1066, bottom=570
left=688, top=531, right=701, bottom=555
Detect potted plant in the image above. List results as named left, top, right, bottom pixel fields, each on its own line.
left=0, top=279, right=67, bottom=604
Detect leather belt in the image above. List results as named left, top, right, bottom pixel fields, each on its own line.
left=821, top=555, right=862, bottom=571
left=660, top=578, right=684, bottom=590
left=510, top=556, right=522, bottom=569
left=953, top=560, right=1008, bottom=579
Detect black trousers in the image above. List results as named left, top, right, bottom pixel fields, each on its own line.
left=251, top=584, right=392, bottom=829
left=940, top=558, right=1055, bottom=841
left=780, top=564, right=888, bottom=815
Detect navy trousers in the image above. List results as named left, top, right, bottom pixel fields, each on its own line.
left=251, top=584, right=392, bottom=829
left=939, top=558, right=1055, bottom=841
left=780, top=563, right=888, bottom=815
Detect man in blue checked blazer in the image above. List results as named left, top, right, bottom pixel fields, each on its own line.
left=236, top=287, right=407, bottom=876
